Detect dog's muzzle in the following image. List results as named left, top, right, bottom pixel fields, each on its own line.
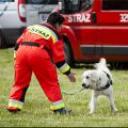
left=82, top=83, right=89, bottom=89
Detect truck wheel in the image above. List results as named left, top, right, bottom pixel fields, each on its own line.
left=64, top=41, right=74, bottom=67
left=0, top=31, right=6, bottom=48
left=110, top=62, right=119, bottom=69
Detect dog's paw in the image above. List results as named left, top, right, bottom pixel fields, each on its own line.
left=112, top=108, right=118, bottom=113
left=89, top=111, right=95, bottom=114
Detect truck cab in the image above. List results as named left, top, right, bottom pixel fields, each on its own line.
left=58, top=0, right=128, bottom=65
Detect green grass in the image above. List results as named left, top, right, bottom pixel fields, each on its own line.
left=0, top=48, right=128, bottom=127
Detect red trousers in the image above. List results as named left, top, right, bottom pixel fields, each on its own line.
left=9, top=45, right=63, bottom=103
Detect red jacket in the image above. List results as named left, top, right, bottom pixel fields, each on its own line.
left=17, top=23, right=65, bottom=64
left=16, top=23, right=71, bottom=75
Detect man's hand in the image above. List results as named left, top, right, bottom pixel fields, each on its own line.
left=67, top=72, right=76, bottom=82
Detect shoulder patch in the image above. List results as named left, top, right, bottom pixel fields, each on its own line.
left=28, top=25, right=58, bottom=43
left=28, top=25, right=50, bottom=39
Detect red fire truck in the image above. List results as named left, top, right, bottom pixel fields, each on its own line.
left=58, top=0, right=128, bottom=66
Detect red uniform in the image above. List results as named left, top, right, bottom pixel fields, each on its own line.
left=8, top=23, right=71, bottom=111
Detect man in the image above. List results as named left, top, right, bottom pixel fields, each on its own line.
left=7, top=12, right=76, bottom=115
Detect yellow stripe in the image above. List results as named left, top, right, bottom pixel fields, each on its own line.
left=50, top=100, right=65, bottom=110
left=14, top=51, right=16, bottom=59
left=8, top=99, right=23, bottom=109
left=49, top=28, right=58, bottom=43
left=28, top=25, right=58, bottom=43
left=59, top=63, right=71, bottom=74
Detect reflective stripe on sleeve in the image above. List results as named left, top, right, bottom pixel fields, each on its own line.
left=50, top=100, right=65, bottom=110
left=14, top=51, right=16, bottom=59
left=8, top=99, right=24, bottom=109
left=59, top=63, right=71, bottom=74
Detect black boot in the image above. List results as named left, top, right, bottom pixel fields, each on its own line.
left=53, top=108, right=72, bottom=115
left=7, top=106, right=21, bottom=113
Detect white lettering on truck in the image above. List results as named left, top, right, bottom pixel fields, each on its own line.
left=68, top=13, right=91, bottom=23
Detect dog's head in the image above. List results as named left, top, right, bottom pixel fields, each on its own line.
left=82, top=70, right=100, bottom=90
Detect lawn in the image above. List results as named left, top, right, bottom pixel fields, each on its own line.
left=0, top=48, right=128, bottom=127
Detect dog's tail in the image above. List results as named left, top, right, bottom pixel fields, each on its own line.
left=99, top=58, right=107, bottom=65
left=94, top=58, right=107, bottom=68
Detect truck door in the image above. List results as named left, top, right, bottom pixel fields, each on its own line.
left=0, top=0, right=26, bottom=47
left=0, top=0, right=23, bottom=28
left=0, top=1, right=9, bottom=27
left=95, top=0, right=128, bottom=61
left=26, top=0, right=58, bottom=26
left=60, top=0, right=98, bottom=62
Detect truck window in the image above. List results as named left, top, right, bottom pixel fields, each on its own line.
left=60, top=0, right=92, bottom=14
left=26, top=0, right=58, bottom=4
left=0, top=0, right=14, bottom=2
left=102, top=0, right=128, bottom=10
left=62, top=0, right=80, bottom=14
left=80, top=0, right=92, bottom=12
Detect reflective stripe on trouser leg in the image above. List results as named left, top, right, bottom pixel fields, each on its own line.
left=8, top=99, right=24, bottom=109
left=50, top=100, right=65, bottom=111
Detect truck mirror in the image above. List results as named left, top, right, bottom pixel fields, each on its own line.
left=91, top=12, right=97, bottom=23
left=58, top=0, right=65, bottom=13
left=58, top=1, right=63, bottom=11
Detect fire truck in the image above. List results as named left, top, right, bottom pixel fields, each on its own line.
left=58, top=0, right=128, bottom=66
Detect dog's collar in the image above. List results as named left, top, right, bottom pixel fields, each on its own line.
left=103, top=71, right=113, bottom=85
left=96, top=71, right=112, bottom=91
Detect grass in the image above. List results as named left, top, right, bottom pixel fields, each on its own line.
left=1, top=48, right=128, bottom=127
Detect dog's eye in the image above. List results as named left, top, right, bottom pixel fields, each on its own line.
left=86, top=76, right=90, bottom=79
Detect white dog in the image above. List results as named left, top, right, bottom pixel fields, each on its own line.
left=82, top=58, right=118, bottom=114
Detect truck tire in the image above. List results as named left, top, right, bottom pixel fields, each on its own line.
left=64, top=40, right=74, bottom=67
left=110, top=62, right=120, bottom=69
left=0, top=31, right=6, bottom=48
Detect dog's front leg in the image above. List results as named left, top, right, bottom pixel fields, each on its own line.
left=89, top=91, right=97, bottom=114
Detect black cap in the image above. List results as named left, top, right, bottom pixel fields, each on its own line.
left=47, top=12, right=65, bottom=26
